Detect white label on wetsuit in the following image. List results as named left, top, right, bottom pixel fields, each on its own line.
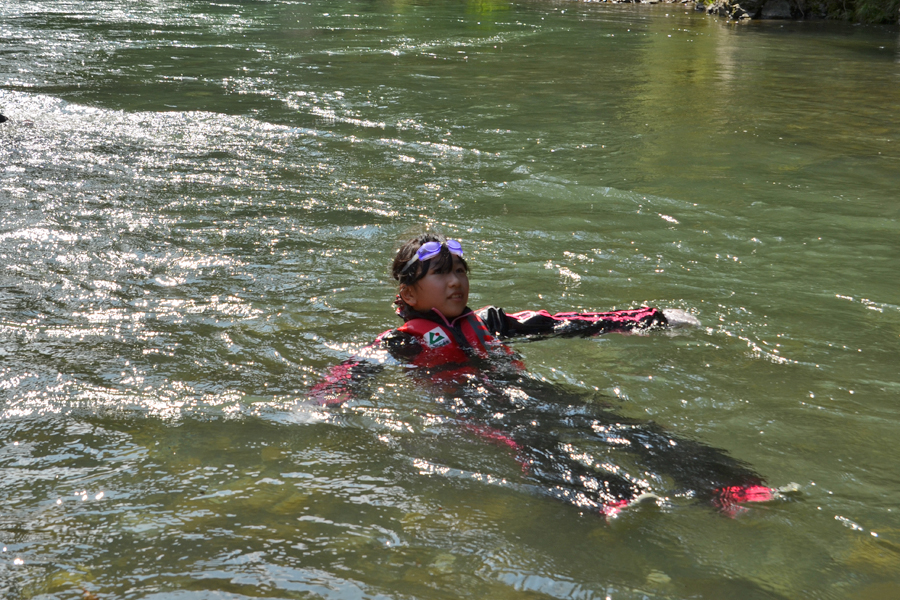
left=423, top=326, right=451, bottom=348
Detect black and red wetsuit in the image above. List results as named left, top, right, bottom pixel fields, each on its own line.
left=311, top=305, right=773, bottom=516
left=312, top=305, right=665, bottom=399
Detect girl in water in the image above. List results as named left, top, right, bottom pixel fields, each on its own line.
left=311, top=233, right=775, bottom=516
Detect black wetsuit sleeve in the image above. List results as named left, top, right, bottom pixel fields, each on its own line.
left=476, top=306, right=515, bottom=338
left=379, top=328, right=423, bottom=360
left=308, top=329, right=423, bottom=406
left=477, top=306, right=668, bottom=340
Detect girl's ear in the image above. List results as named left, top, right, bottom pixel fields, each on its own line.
left=399, top=283, right=417, bottom=309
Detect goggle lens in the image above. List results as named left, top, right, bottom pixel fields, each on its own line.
left=402, top=239, right=463, bottom=273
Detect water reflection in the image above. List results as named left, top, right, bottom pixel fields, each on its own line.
left=2, top=0, right=900, bottom=597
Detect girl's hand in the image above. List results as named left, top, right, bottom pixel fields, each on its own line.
left=661, top=309, right=701, bottom=328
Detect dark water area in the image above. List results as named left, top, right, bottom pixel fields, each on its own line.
left=2, top=1, right=900, bottom=598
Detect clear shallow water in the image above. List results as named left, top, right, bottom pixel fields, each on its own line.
left=1, top=1, right=899, bottom=598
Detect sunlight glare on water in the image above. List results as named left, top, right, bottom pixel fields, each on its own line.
left=2, top=0, right=900, bottom=598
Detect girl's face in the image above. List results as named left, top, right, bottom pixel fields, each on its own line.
left=400, top=255, right=469, bottom=319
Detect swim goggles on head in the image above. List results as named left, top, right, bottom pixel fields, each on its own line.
left=401, top=239, right=463, bottom=273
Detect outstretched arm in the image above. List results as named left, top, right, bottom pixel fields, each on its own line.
left=308, top=329, right=422, bottom=406
left=308, top=358, right=383, bottom=406
left=476, top=305, right=677, bottom=340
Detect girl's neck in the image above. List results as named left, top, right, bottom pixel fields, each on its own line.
left=402, top=306, right=471, bottom=327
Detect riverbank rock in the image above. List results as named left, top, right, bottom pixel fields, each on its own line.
left=609, top=0, right=899, bottom=23
left=697, top=0, right=852, bottom=20
left=700, top=0, right=753, bottom=19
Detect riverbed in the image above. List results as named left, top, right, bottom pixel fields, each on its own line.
left=2, top=1, right=899, bottom=598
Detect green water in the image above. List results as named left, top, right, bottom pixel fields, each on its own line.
left=2, top=1, right=899, bottom=598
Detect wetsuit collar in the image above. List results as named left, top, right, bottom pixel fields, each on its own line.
left=403, top=307, right=474, bottom=328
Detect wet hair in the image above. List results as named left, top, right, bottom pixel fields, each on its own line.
left=391, top=233, right=469, bottom=287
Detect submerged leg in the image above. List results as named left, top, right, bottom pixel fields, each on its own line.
left=463, top=420, right=647, bottom=516
left=459, top=378, right=774, bottom=515
left=516, top=429, right=648, bottom=516
left=491, top=381, right=775, bottom=512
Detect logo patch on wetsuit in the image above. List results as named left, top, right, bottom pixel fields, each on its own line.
left=423, top=326, right=451, bottom=348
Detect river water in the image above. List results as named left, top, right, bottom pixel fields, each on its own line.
left=1, top=0, right=899, bottom=598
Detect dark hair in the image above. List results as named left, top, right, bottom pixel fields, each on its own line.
left=391, top=233, right=469, bottom=287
